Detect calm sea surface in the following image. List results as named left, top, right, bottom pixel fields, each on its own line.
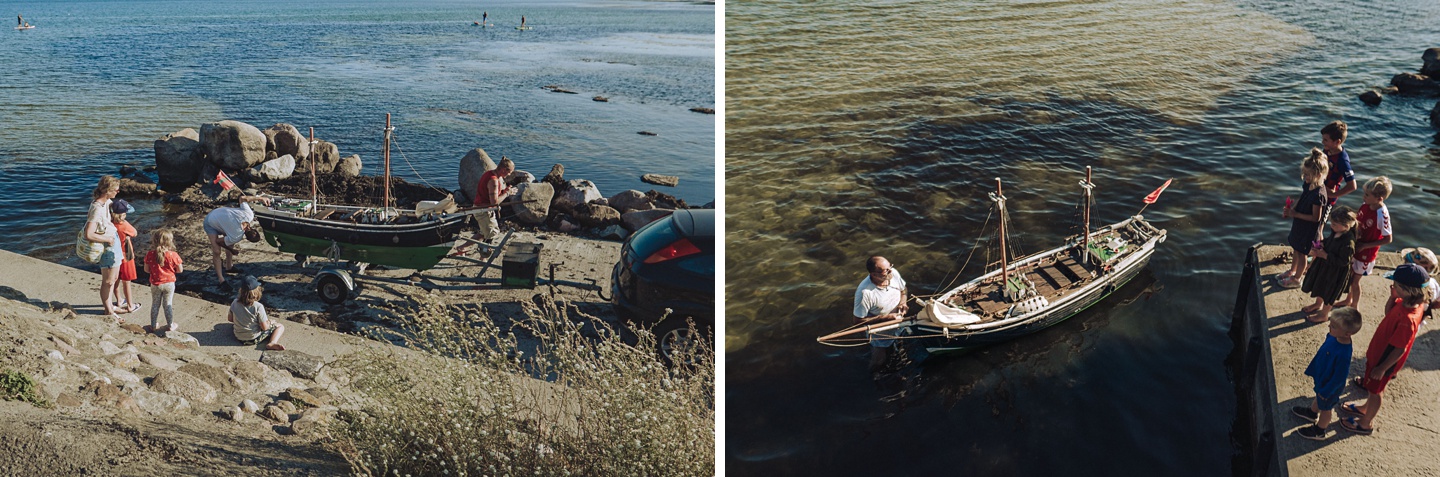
left=726, top=0, right=1440, bottom=474
left=0, top=0, right=715, bottom=265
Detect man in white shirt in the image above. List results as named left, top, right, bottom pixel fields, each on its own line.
left=854, top=256, right=908, bottom=371
left=203, top=195, right=271, bottom=289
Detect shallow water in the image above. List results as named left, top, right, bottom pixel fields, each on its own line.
left=725, top=0, right=1440, bottom=474
left=0, top=0, right=715, bottom=265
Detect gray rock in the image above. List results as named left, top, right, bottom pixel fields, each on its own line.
left=283, top=387, right=325, bottom=408
left=50, top=337, right=78, bottom=357
left=46, top=350, right=64, bottom=360
left=641, top=174, right=679, bottom=187
left=246, top=154, right=296, bottom=183
left=151, top=370, right=217, bottom=404
left=105, top=352, right=139, bottom=368
left=230, top=360, right=270, bottom=385
left=645, top=190, right=688, bottom=210
left=607, top=190, right=654, bottom=214
left=130, top=388, right=191, bottom=415
left=598, top=225, right=629, bottom=240
left=1359, top=90, right=1382, bottom=106
left=154, top=128, right=204, bottom=188
left=511, top=182, right=554, bottom=225
left=275, top=399, right=298, bottom=415
left=305, top=387, right=335, bottom=405
left=1392, top=72, right=1440, bottom=95
left=179, top=362, right=235, bottom=394
left=571, top=203, right=620, bottom=228
left=117, top=177, right=157, bottom=198
left=263, top=123, right=311, bottom=164
left=137, top=352, right=181, bottom=371
left=457, top=148, right=498, bottom=203
left=290, top=407, right=333, bottom=436
left=260, top=404, right=290, bottom=423
left=506, top=170, right=536, bottom=185
left=310, top=139, right=340, bottom=174
left=542, top=164, right=565, bottom=189
left=166, top=331, right=200, bottom=350
left=241, top=399, right=260, bottom=413
left=226, top=406, right=245, bottom=421
left=337, top=154, right=363, bottom=178
left=1425, top=48, right=1440, bottom=77
left=201, top=120, right=267, bottom=170
left=260, top=350, right=325, bottom=380
left=554, top=179, right=603, bottom=213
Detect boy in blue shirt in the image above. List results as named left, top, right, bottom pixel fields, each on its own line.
left=1320, top=121, right=1356, bottom=205
left=1292, top=306, right=1362, bottom=440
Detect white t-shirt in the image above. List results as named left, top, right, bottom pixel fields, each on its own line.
left=205, top=202, right=255, bottom=246
left=854, top=268, right=906, bottom=319
left=230, top=299, right=269, bottom=341
left=89, top=200, right=122, bottom=262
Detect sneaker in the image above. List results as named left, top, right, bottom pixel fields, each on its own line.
left=1291, top=405, right=1318, bottom=422
left=167, top=323, right=179, bottom=332
left=1297, top=424, right=1332, bottom=440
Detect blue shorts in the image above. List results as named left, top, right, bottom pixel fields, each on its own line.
left=203, top=221, right=223, bottom=237
left=99, top=249, right=120, bottom=269
left=1315, top=392, right=1340, bottom=411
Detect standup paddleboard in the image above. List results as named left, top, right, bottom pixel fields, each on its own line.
left=516, top=26, right=532, bottom=30
left=16, top=25, right=34, bottom=30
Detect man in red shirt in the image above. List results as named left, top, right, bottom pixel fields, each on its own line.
left=455, top=158, right=515, bottom=256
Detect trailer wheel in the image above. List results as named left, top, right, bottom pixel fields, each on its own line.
left=316, top=274, right=350, bottom=305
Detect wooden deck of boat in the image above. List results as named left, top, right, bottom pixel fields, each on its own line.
left=964, top=256, right=1093, bottom=317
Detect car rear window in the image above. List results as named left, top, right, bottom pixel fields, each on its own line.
left=627, top=216, right=681, bottom=257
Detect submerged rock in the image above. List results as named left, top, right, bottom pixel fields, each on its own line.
left=641, top=174, right=679, bottom=187
left=1359, top=90, right=1382, bottom=106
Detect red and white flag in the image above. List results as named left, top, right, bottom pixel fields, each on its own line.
left=1143, top=179, right=1173, bottom=204
left=213, top=170, right=236, bottom=191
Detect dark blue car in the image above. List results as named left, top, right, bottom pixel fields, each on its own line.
left=611, top=208, right=715, bottom=364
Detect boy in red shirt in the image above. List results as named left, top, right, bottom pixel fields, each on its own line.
left=1338, top=263, right=1432, bottom=435
left=1336, top=177, right=1392, bottom=308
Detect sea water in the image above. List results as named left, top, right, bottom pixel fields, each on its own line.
left=726, top=0, right=1440, bottom=474
left=0, top=0, right=715, bottom=264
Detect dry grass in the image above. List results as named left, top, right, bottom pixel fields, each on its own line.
left=331, top=292, right=714, bottom=476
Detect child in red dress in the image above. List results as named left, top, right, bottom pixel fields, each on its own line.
left=109, top=199, right=141, bottom=314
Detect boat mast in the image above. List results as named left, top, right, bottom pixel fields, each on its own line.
left=991, top=178, right=1008, bottom=288
left=308, top=127, right=318, bottom=209
left=383, top=113, right=393, bottom=217
left=1080, top=166, right=1093, bottom=264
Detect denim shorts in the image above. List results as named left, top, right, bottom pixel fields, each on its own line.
left=98, top=249, right=120, bottom=269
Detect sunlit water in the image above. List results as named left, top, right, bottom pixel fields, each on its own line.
left=726, top=0, right=1440, bottom=474
left=0, top=0, right=715, bottom=265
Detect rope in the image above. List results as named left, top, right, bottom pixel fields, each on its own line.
left=388, top=130, right=451, bottom=195
left=932, top=205, right=995, bottom=295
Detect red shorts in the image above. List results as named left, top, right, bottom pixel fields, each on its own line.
left=1361, top=372, right=1395, bottom=394
left=118, top=259, right=137, bottom=282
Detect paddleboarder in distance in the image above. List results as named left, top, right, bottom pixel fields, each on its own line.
left=521, top=16, right=527, bottom=28
left=483, top=11, right=488, bottom=25
left=17, top=15, right=21, bottom=27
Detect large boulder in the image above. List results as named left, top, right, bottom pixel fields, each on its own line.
left=310, top=140, right=340, bottom=174
left=1424, top=48, right=1440, bottom=77
left=154, top=128, right=203, bottom=188
left=542, top=163, right=565, bottom=189
left=260, top=349, right=325, bottom=380
left=457, top=148, right=498, bottom=203
left=1391, top=72, right=1440, bottom=95
left=337, top=154, right=363, bottom=178
left=200, top=120, right=267, bottom=170
left=117, top=177, right=157, bottom=197
left=553, top=179, right=603, bottom=212
left=246, top=154, right=297, bottom=183
left=622, top=209, right=674, bottom=231
left=572, top=203, right=620, bottom=228
left=511, top=182, right=554, bottom=225
left=645, top=190, right=688, bottom=210
left=264, top=123, right=311, bottom=164
left=507, top=170, right=536, bottom=186
left=607, top=190, right=654, bottom=214
left=151, top=369, right=217, bottom=404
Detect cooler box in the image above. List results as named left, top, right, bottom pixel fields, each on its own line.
left=501, top=242, right=543, bottom=288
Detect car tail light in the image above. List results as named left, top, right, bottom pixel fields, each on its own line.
left=643, top=238, right=700, bottom=264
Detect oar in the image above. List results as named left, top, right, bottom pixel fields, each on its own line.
left=816, top=316, right=905, bottom=344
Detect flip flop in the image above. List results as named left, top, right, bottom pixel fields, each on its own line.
left=127, top=302, right=142, bottom=313
left=1339, top=416, right=1373, bottom=435
left=109, top=313, right=125, bottom=325
left=1337, top=402, right=1364, bottom=417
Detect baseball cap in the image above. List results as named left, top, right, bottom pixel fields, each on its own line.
left=110, top=199, right=134, bottom=215
left=1385, top=263, right=1430, bottom=288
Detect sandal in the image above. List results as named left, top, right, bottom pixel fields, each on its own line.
left=1337, top=402, right=1364, bottom=417
left=1339, top=416, right=1373, bottom=435
left=127, top=302, right=142, bottom=313
left=1277, top=271, right=1293, bottom=281
left=109, top=313, right=125, bottom=325
left=1278, top=277, right=1301, bottom=289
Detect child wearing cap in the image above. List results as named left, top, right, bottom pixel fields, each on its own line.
left=1338, top=263, right=1433, bottom=435
left=1399, top=247, right=1440, bottom=325
left=109, top=199, right=141, bottom=314
left=227, top=275, right=285, bottom=350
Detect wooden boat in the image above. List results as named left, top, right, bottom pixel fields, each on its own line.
left=252, top=114, right=496, bottom=271
left=819, top=168, right=1169, bottom=354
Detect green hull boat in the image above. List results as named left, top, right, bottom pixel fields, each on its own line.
left=263, top=229, right=455, bottom=271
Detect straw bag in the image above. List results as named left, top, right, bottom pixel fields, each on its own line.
left=75, top=217, right=107, bottom=264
